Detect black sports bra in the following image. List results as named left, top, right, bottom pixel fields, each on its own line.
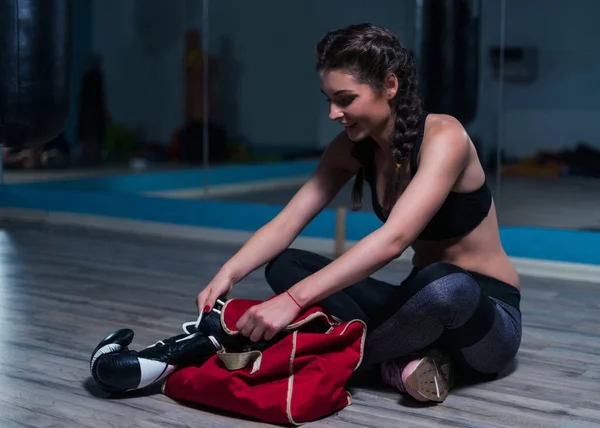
left=361, top=112, right=492, bottom=241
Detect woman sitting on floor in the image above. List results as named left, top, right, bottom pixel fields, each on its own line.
left=196, top=22, right=522, bottom=403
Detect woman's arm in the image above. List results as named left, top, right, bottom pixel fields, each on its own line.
left=288, top=121, right=471, bottom=308
left=207, top=133, right=359, bottom=288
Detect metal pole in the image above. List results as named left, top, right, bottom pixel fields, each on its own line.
left=202, top=0, right=210, bottom=197
left=413, top=0, right=424, bottom=65
left=495, top=0, right=506, bottom=202
left=0, top=145, right=3, bottom=184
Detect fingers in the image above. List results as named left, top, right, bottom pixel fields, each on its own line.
left=203, top=291, right=217, bottom=314
left=241, top=323, right=269, bottom=343
left=196, top=288, right=219, bottom=314
left=196, top=290, right=212, bottom=313
left=249, top=325, right=267, bottom=343
left=263, top=328, right=277, bottom=342
left=196, top=291, right=207, bottom=314
left=237, top=308, right=260, bottom=341
left=236, top=307, right=276, bottom=343
left=236, top=310, right=249, bottom=331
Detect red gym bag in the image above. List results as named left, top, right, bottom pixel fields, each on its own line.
left=162, top=298, right=366, bottom=425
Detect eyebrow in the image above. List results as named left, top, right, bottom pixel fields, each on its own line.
left=321, top=89, right=354, bottom=96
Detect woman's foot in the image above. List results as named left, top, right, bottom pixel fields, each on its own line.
left=380, top=350, right=454, bottom=403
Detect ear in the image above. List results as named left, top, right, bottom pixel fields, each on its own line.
left=384, top=73, right=398, bottom=100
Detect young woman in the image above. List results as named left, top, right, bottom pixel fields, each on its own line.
left=195, top=23, right=522, bottom=403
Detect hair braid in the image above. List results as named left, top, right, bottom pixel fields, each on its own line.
left=383, top=52, right=422, bottom=215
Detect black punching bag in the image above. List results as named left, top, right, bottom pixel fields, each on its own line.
left=0, top=0, right=72, bottom=149
left=417, top=0, right=480, bottom=125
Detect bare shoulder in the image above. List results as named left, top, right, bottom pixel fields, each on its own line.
left=420, top=113, right=470, bottom=162
left=423, top=113, right=469, bottom=144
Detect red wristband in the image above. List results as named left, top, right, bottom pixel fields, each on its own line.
left=286, top=290, right=302, bottom=310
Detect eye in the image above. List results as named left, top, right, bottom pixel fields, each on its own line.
left=337, top=96, right=355, bottom=107
left=327, top=96, right=355, bottom=108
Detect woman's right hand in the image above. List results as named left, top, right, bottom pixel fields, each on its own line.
left=196, top=273, right=234, bottom=314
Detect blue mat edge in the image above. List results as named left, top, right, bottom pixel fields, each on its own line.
left=1, top=183, right=599, bottom=266
left=7, top=159, right=319, bottom=193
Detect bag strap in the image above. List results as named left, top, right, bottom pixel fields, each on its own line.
left=216, top=348, right=263, bottom=374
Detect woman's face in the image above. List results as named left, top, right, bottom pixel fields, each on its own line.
left=319, top=69, right=397, bottom=142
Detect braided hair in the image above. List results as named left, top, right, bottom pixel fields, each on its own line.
left=315, top=23, right=422, bottom=215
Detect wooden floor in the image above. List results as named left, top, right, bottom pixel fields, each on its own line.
left=1, top=222, right=600, bottom=428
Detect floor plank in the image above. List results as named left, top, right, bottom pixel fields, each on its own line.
left=0, top=222, right=599, bottom=427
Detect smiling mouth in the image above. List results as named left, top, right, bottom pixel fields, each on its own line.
left=343, top=123, right=357, bottom=129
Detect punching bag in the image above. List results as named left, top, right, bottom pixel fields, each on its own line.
left=0, top=0, right=72, bottom=149
left=416, top=0, right=480, bottom=125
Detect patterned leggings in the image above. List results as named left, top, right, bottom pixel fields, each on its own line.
left=265, top=249, right=522, bottom=376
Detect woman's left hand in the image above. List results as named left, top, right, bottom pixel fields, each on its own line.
left=236, top=292, right=302, bottom=342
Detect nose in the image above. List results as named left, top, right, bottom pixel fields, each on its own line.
left=329, top=104, right=344, bottom=121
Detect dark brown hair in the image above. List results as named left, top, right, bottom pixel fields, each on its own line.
left=315, top=23, right=422, bottom=215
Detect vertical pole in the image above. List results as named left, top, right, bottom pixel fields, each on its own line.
left=496, top=0, right=506, bottom=202
left=413, top=0, right=424, bottom=65
left=202, top=0, right=210, bottom=196
left=0, top=145, right=3, bottom=184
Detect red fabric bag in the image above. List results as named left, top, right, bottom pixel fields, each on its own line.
left=162, top=298, right=367, bottom=425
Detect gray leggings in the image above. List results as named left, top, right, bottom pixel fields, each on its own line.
left=265, top=249, right=522, bottom=377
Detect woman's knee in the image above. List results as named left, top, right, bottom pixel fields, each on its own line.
left=265, top=248, right=304, bottom=275
left=264, top=248, right=313, bottom=293
left=458, top=308, right=522, bottom=375
left=265, top=249, right=293, bottom=291
left=367, top=262, right=482, bottom=333
left=411, top=263, right=483, bottom=325
left=413, top=263, right=501, bottom=350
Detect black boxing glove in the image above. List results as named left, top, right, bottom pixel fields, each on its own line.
left=90, top=304, right=225, bottom=394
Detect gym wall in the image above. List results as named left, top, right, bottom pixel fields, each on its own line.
left=90, top=0, right=415, bottom=151
left=472, top=0, right=600, bottom=160
left=88, top=1, right=598, bottom=160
